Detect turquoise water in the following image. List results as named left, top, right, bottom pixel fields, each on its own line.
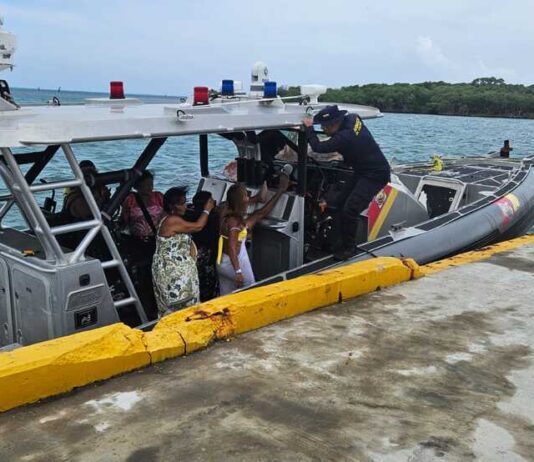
left=366, top=113, right=534, bottom=162
left=5, top=87, right=534, bottom=227
left=11, top=87, right=181, bottom=105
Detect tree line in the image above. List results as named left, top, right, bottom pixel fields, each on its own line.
left=278, top=77, right=534, bottom=119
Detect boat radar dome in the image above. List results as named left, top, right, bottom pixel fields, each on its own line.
left=0, top=15, right=17, bottom=73
left=0, top=15, right=18, bottom=112
left=300, top=84, right=327, bottom=104
left=251, top=61, right=269, bottom=83
left=251, top=61, right=269, bottom=94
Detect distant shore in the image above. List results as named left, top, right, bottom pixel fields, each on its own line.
left=382, top=110, right=534, bottom=121
left=279, top=78, right=534, bottom=120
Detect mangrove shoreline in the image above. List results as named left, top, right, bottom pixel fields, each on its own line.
left=279, top=77, right=534, bottom=120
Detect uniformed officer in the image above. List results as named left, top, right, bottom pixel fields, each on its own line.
left=303, top=105, right=391, bottom=260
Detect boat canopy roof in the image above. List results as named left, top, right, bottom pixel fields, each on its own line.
left=0, top=99, right=382, bottom=148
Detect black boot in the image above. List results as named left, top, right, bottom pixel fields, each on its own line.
left=326, top=214, right=344, bottom=253
left=333, top=243, right=358, bottom=261
left=333, top=219, right=359, bottom=261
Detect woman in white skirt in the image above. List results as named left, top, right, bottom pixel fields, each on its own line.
left=217, top=174, right=289, bottom=295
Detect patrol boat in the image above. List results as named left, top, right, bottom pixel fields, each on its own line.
left=0, top=69, right=533, bottom=349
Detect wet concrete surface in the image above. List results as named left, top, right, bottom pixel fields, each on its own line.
left=1, top=246, right=534, bottom=461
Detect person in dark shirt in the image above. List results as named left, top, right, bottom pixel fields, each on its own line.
left=63, top=160, right=111, bottom=220
left=304, top=105, right=391, bottom=260
left=183, top=190, right=220, bottom=301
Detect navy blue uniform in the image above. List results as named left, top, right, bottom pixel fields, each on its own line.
left=305, top=113, right=391, bottom=247
left=306, top=113, right=390, bottom=182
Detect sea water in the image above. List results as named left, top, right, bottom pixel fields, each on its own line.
left=5, top=87, right=534, bottom=228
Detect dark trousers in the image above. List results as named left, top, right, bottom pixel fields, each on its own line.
left=336, top=175, right=388, bottom=245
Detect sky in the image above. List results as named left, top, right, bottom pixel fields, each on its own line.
left=1, top=0, right=533, bottom=95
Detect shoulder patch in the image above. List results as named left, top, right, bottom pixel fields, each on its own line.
left=353, top=117, right=362, bottom=136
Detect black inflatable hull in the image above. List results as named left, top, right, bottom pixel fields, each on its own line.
left=260, top=159, right=534, bottom=285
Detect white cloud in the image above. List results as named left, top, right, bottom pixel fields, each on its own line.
left=474, top=58, right=517, bottom=82
left=416, top=36, right=452, bottom=70
left=413, top=36, right=519, bottom=83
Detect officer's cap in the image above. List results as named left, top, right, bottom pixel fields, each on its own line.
left=312, top=105, right=347, bottom=126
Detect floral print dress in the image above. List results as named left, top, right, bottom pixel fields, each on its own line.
left=152, top=218, right=200, bottom=317
left=123, top=191, right=164, bottom=239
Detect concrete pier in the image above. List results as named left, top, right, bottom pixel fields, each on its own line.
left=1, top=244, right=534, bottom=461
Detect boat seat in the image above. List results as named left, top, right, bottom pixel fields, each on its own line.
left=197, top=177, right=228, bottom=205
left=360, top=174, right=416, bottom=218
left=247, top=189, right=291, bottom=222
left=367, top=176, right=429, bottom=240
left=414, top=176, right=466, bottom=218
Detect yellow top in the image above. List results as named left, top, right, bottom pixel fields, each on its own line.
left=217, top=226, right=248, bottom=265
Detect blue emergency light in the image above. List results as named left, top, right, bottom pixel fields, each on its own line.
left=221, top=80, right=234, bottom=96
left=263, top=81, right=277, bottom=98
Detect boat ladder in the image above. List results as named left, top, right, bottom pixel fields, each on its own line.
left=0, top=144, right=147, bottom=323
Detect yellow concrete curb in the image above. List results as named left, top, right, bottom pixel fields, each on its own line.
left=0, top=324, right=150, bottom=412
left=0, top=256, right=417, bottom=412
left=154, top=257, right=420, bottom=357
left=422, top=235, right=534, bottom=275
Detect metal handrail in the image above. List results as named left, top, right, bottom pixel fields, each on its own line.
left=113, top=297, right=138, bottom=308
left=29, top=179, right=81, bottom=193
left=50, top=219, right=101, bottom=235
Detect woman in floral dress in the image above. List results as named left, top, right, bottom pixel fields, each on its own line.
left=152, top=187, right=215, bottom=317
